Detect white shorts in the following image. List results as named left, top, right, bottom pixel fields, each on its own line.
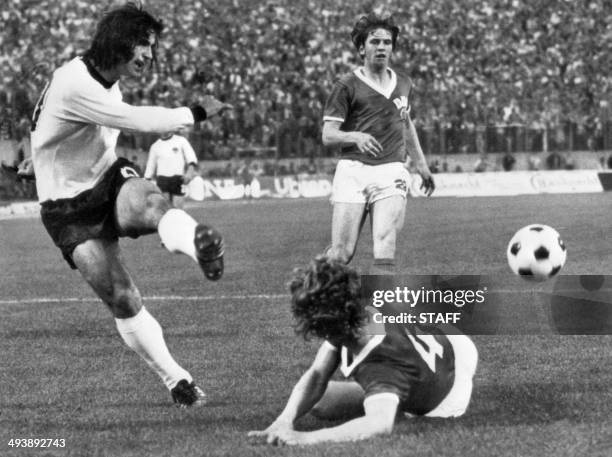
left=424, top=334, right=478, bottom=418
left=331, top=159, right=411, bottom=205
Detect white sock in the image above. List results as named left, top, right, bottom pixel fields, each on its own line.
left=116, top=307, right=192, bottom=390
left=158, top=208, right=198, bottom=262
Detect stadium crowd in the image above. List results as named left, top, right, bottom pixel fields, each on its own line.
left=1, top=0, right=611, bottom=160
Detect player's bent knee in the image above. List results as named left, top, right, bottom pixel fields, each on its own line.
left=116, top=179, right=170, bottom=234
left=109, top=285, right=142, bottom=318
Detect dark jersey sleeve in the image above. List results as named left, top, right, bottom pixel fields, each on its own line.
left=323, top=78, right=352, bottom=123
left=353, top=361, right=408, bottom=400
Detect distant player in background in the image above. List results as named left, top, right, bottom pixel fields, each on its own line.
left=28, top=3, right=231, bottom=406
left=249, top=256, right=477, bottom=445
left=322, top=13, right=435, bottom=273
left=145, top=132, right=199, bottom=208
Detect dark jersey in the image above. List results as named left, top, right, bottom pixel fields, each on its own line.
left=332, top=323, right=456, bottom=415
left=323, top=67, right=412, bottom=165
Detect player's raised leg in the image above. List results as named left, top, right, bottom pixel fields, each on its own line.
left=115, top=177, right=224, bottom=280
left=370, top=195, right=406, bottom=274
left=310, top=381, right=365, bottom=421
left=72, top=238, right=205, bottom=407
left=327, top=202, right=368, bottom=264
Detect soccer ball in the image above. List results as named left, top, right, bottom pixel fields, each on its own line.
left=506, top=224, right=567, bottom=282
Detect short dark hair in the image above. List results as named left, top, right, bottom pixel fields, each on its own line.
left=289, top=256, right=366, bottom=345
left=351, top=12, right=400, bottom=55
left=84, top=2, right=164, bottom=71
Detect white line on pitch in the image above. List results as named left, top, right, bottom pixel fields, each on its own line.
left=0, top=294, right=289, bottom=305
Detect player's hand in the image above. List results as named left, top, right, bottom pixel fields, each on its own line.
left=353, top=133, right=383, bottom=157
left=201, top=95, right=233, bottom=118
left=17, top=157, right=35, bottom=180
left=248, top=422, right=297, bottom=446
left=419, top=170, right=435, bottom=197
left=272, top=429, right=309, bottom=446
left=183, top=165, right=198, bottom=184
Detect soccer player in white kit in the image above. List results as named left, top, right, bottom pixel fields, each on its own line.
left=322, top=13, right=435, bottom=273
left=145, top=132, right=199, bottom=208
left=28, top=4, right=231, bottom=407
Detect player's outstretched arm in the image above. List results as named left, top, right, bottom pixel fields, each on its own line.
left=248, top=343, right=339, bottom=445
left=404, top=116, right=435, bottom=196
left=272, top=393, right=399, bottom=446
left=62, top=78, right=231, bottom=134
left=322, top=120, right=383, bottom=157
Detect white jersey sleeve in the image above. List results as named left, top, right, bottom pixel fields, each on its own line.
left=62, top=78, right=194, bottom=133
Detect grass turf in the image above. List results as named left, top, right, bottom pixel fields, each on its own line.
left=1, top=193, right=611, bottom=456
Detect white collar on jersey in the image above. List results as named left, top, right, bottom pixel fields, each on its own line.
left=354, top=67, right=397, bottom=99
left=339, top=334, right=385, bottom=377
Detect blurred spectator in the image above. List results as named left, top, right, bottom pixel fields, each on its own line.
left=429, top=159, right=440, bottom=173
left=501, top=151, right=516, bottom=171
left=527, top=152, right=541, bottom=171
left=546, top=151, right=564, bottom=170
left=474, top=153, right=491, bottom=172
left=1, top=0, right=611, bottom=159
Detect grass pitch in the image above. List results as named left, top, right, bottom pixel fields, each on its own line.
left=1, top=194, right=611, bottom=456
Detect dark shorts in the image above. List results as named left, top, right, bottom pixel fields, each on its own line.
left=156, top=175, right=185, bottom=196
left=40, top=157, right=141, bottom=269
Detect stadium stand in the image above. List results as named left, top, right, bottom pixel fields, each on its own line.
left=1, top=0, right=611, bottom=166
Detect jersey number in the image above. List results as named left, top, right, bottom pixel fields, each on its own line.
left=406, top=330, right=444, bottom=373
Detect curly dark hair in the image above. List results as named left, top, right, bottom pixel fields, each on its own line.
left=84, top=2, right=164, bottom=71
left=289, top=256, right=367, bottom=345
left=350, top=12, right=400, bottom=57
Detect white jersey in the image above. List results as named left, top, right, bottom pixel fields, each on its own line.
left=144, top=134, right=197, bottom=178
left=31, top=57, right=195, bottom=202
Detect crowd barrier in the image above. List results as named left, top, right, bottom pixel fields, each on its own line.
left=186, top=170, right=612, bottom=201
left=2, top=171, right=611, bottom=219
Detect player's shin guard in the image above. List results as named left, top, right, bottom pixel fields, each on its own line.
left=157, top=208, right=198, bottom=262
left=371, top=258, right=396, bottom=275
left=115, top=307, right=191, bottom=390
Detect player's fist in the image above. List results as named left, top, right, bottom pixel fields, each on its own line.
left=419, top=172, right=435, bottom=197
left=201, top=95, right=233, bottom=118
left=17, top=157, right=35, bottom=180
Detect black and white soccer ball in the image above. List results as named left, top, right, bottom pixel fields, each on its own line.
left=507, top=224, right=567, bottom=282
